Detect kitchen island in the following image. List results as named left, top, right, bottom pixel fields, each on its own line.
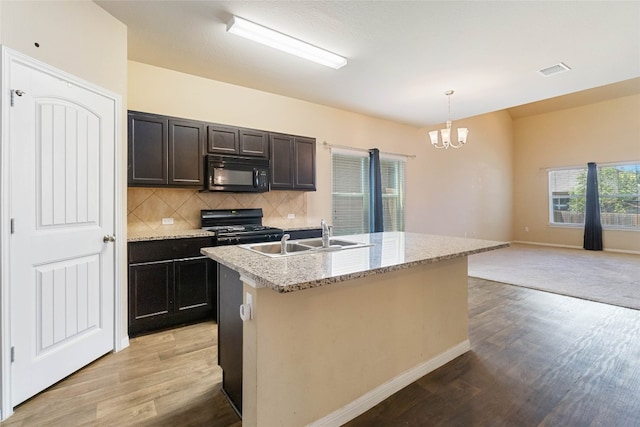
left=202, top=232, right=508, bottom=427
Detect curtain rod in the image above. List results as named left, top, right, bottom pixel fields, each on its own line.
left=322, top=141, right=416, bottom=159
left=540, top=159, right=640, bottom=171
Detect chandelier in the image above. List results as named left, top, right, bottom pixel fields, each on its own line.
left=429, top=90, right=469, bottom=149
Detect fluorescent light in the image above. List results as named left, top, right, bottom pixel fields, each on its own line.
left=227, top=16, right=347, bottom=69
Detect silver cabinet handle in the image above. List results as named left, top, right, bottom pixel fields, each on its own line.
left=103, top=235, right=116, bottom=243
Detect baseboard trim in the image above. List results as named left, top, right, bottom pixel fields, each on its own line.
left=511, top=240, right=640, bottom=255
left=307, top=340, right=471, bottom=427
left=118, top=336, right=130, bottom=352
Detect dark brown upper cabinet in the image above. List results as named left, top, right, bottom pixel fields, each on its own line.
left=128, top=111, right=204, bottom=187
left=169, top=119, right=205, bottom=186
left=208, top=124, right=239, bottom=155
left=128, top=112, right=168, bottom=186
left=269, top=133, right=316, bottom=191
left=239, top=128, right=268, bottom=158
left=208, top=125, right=268, bottom=158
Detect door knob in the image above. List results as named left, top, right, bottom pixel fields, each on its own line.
left=103, top=235, right=116, bottom=243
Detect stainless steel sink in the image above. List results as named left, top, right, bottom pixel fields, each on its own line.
left=247, top=242, right=313, bottom=255
left=242, top=237, right=373, bottom=257
left=297, top=238, right=360, bottom=248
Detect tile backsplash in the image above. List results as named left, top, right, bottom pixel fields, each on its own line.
left=127, top=188, right=308, bottom=233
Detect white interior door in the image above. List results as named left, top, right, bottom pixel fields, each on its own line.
left=8, top=55, right=116, bottom=405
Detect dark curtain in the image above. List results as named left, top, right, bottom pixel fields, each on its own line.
left=583, top=162, right=603, bottom=251
left=369, top=148, right=384, bottom=232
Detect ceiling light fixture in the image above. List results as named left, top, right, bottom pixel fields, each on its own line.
left=227, top=16, right=348, bottom=69
left=429, top=90, right=469, bottom=149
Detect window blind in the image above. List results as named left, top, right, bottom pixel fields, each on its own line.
left=331, top=150, right=405, bottom=235
left=332, top=151, right=370, bottom=235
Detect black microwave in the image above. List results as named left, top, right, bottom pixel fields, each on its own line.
left=206, top=154, right=270, bottom=192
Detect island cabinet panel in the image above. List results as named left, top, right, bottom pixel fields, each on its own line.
left=218, top=264, right=244, bottom=415
left=128, top=111, right=204, bottom=188
left=269, top=133, right=316, bottom=191
left=128, top=237, right=216, bottom=336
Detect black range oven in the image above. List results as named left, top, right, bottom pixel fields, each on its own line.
left=201, top=208, right=283, bottom=245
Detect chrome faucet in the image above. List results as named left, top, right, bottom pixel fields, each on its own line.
left=280, top=233, right=290, bottom=255
left=321, top=219, right=331, bottom=248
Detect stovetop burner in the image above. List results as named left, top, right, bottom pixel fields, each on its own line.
left=201, top=208, right=284, bottom=245
left=203, top=224, right=279, bottom=234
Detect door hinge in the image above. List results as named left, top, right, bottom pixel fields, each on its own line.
left=10, top=218, right=15, bottom=234
left=11, top=347, right=15, bottom=363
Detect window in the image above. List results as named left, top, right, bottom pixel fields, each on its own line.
left=331, top=150, right=405, bottom=235
left=549, top=163, right=640, bottom=229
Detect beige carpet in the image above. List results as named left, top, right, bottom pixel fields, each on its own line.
left=468, top=243, right=640, bottom=310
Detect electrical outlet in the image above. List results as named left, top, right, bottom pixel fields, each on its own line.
left=162, top=218, right=174, bottom=225
left=525, top=226, right=529, bottom=232
left=287, top=213, right=295, bottom=219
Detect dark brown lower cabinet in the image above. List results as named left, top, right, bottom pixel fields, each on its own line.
left=218, top=264, right=244, bottom=416
left=128, top=238, right=216, bottom=336
left=284, top=228, right=322, bottom=240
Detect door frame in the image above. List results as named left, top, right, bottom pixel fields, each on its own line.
left=0, top=46, right=125, bottom=420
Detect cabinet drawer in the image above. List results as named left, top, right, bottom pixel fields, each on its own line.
left=129, top=237, right=215, bottom=264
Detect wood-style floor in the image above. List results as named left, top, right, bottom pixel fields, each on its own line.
left=3, top=278, right=640, bottom=426
left=0, top=321, right=240, bottom=427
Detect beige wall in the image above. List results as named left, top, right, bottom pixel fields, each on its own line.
left=0, top=1, right=129, bottom=339
left=1, top=1, right=126, bottom=97
left=417, top=111, right=514, bottom=241
left=128, top=61, right=515, bottom=241
left=513, top=94, right=640, bottom=252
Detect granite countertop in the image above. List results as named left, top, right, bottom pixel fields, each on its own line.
left=128, top=225, right=320, bottom=242
left=127, top=229, right=216, bottom=242
left=201, top=231, right=509, bottom=293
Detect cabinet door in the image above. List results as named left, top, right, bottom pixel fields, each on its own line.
left=239, top=129, right=268, bottom=158
left=129, top=261, right=173, bottom=324
left=175, top=257, right=215, bottom=315
left=208, top=124, right=239, bottom=154
left=269, top=133, right=294, bottom=189
left=294, top=137, right=316, bottom=190
left=169, top=120, right=205, bottom=186
left=128, top=112, right=168, bottom=185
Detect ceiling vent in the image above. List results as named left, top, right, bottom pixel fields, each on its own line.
left=538, top=62, right=571, bottom=77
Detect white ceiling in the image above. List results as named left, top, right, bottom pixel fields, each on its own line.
left=96, top=1, right=640, bottom=127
